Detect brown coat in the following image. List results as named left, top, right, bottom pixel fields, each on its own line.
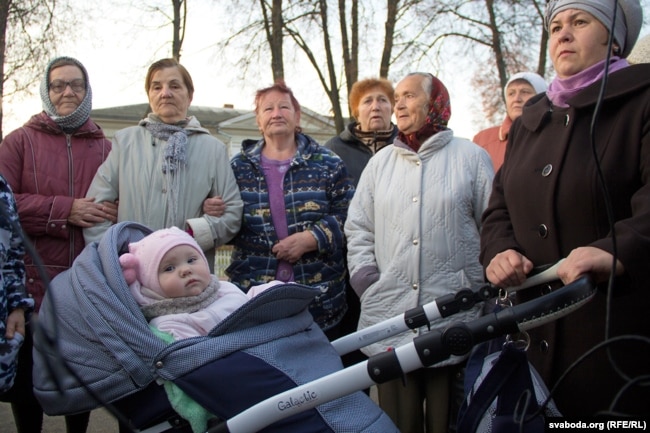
left=480, top=64, right=650, bottom=416
left=0, top=113, right=111, bottom=311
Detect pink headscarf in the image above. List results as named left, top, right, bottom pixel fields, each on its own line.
left=398, top=73, right=451, bottom=151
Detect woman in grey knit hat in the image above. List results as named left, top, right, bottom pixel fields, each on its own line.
left=0, top=56, right=116, bottom=432
left=480, top=0, right=650, bottom=418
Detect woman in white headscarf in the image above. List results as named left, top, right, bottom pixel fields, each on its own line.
left=480, top=0, right=649, bottom=417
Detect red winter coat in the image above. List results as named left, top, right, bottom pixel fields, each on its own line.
left=0, top=112, right=111, bottom=311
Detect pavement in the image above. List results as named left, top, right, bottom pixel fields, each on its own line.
left=0, top=382, right=378, bottom=433
left=0, top=403, right=118, bottom=432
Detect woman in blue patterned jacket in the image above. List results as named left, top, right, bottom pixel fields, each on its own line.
left=227, top=81, right=354, bottom=338
left=0, top=174, right=33, bottom=394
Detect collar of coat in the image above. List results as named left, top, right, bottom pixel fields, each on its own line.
left=521, top=64, right=650, bottom=133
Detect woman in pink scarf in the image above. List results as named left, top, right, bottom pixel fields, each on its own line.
left=480, top=0, right=650, bottom=417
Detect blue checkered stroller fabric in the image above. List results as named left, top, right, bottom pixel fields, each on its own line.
left=32, top=221, right=397, bottom=432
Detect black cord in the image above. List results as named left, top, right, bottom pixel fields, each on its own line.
left=523, top=334, right=650, bottom=425
left=586, top=0, right=637, bottom=386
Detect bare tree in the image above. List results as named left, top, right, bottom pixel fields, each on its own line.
left=261, top=0, right=285, bottom=81
left=339, top=0, right=357, bottom=95
left=379, top=0, right=398, bottom=79
left=132, top=0, right=187, bottom=61
left=220, top=0, right=412, bottom=133
left=218, top=0, right=600, bottom=129
left=171, top=0, right=187, bottom=61
left=283, top=0, right=347, bottom=131
left=0, top=0, right=75, bottom=139
left=415, top=0, right=547, bottom=124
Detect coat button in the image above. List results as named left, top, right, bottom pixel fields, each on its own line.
left=538, top=224, right=548, bottom=238
left=542, top=164, right=553, bottom=177
left=412, top=283, right=418, bottom=290
left=539, top=340, right=549, bottom=353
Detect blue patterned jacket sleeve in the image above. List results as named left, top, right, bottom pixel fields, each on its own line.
left=310, top=149, right=354, bottom=255
left=0, top=174, right=33, bottom=315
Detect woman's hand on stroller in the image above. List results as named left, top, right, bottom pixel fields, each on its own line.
left=558, top=246, right=624, bottom=285
left=485, top=249, right=534, bottom=288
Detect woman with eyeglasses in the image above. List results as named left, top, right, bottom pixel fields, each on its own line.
left=0, top=56, right=115, bottom=432
left=480, top=0, right=649, bottom=417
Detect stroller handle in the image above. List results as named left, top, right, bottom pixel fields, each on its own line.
left=331, top=260, right=565, bottom=356
left=210, top=274, right=595, bottom=433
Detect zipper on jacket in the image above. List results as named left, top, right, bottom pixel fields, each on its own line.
left=66, top=134, right=76, bottom=266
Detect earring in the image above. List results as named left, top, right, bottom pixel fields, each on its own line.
left=613, top=45, right=621, bottom=55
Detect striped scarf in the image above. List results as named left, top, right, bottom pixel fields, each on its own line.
left=141, top=115, right=189, bottom=226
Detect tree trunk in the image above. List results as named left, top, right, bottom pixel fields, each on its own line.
left=317, top=0, right=344, bottom=132
left=171, top=0, right=185, bottom=61
left=379, top=0, right=397, bottom=79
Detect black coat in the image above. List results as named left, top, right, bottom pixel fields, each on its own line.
left=480, top=64, right=650, bottom=417
left=323, top=122, right=397, bottom=187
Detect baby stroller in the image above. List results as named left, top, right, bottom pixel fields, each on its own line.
left=31, top=222, right=596, bottom=433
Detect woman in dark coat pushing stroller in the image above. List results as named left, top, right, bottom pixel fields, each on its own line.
left=480, top=0, right=650, bottom=417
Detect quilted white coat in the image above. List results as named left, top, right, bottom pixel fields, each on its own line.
left=345, top=130, right=494, bottom=362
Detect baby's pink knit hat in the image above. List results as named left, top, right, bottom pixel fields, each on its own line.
left=119, top=226, right=208, bottom=297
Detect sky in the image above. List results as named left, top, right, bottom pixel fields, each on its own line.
left=4, top=2, right=648, bottom=141
left=2, top=1, right=484, bottom=139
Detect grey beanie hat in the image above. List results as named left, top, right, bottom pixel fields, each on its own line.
left=544, top=0, right=643, bottom=57
left=39, top=56, right=93, bottom=133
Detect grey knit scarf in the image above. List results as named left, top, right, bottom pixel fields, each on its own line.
left=141, top=114, right=189, bottom=225
left=140, top=277, right=221, bottom=321
left=40, top=56, right=92, bottom=133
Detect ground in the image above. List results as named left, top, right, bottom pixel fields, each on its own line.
left=0, top=404, right=118, bottom=432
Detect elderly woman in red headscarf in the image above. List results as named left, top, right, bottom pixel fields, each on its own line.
left=345, top=73, right=494, bottom=433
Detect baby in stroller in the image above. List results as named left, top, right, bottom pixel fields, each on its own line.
left=120, top=226, right=272, bottom=340
left=119, top=226, right=279, bottom=432
left=32, top=221, right=397, bottom=433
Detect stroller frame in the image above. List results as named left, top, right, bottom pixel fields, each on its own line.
left=32, top=221, right=594, bottom=433
left=208, top=268, right=594, bottom=433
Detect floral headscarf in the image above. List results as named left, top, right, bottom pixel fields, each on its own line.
left=398, top=73, right=451, bottom=151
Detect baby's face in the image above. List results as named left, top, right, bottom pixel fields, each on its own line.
left=158, top=245, right=211, bottom=298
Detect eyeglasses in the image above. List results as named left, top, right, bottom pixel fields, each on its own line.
left=49, top=79, right=85, bottom=94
